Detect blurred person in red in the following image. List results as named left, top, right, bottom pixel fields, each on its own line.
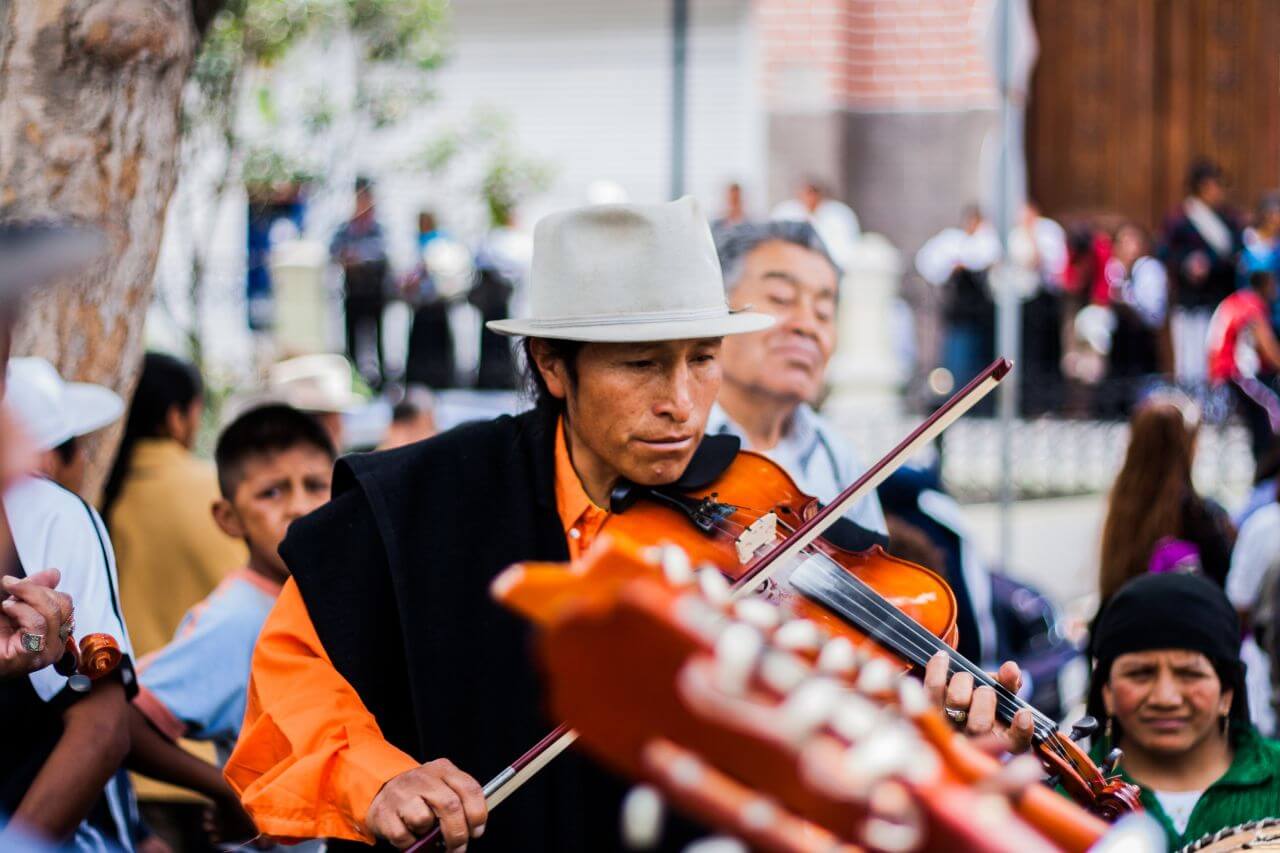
left=1206, top=269, right=1280, bottom=461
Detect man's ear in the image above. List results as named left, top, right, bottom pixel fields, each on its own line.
left=529, top=339, right=569, bottom=400
left=211, top=498, right=245, bottom=540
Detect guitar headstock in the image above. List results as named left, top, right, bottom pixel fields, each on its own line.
left=493, top=535, right=1100, bottom=852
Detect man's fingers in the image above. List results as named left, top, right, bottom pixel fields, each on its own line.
left=943, top=670, right=974, bottom=714
left=443, top=769, right=488, bottom=837
left=421, top=780, right=470, bottom=850
left=1007, top=708, right=1035, bottom=754
left=923, top=652, right=949, bottom=705
left=995, top=660, right=1022, bottom=694
left=395, top=795, right=438, bottom=835
left=1, top=599, right=48, bottom=639
left=20, top=568, right=61, bottom=590
left=965, top=685, right=998, bottom=737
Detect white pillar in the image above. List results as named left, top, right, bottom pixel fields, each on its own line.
left=825, top=232, right=906, bottom=418
left=270, top=239, right=332, bottom=356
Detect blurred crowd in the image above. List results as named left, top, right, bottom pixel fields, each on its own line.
left=4, top=184, right=1280, bottom=853
left=910, top=159, right=1280, bottom=460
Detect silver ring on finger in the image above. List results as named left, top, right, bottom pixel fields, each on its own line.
left=944, top=706, right=967, bottom=726
left=21, top=632, right=46, bottom=654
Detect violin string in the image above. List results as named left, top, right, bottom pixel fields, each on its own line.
left=689, top=507, right=1068, bottom=756
left=699, top=511, right=1066, bottom=754
left=784, top=553, right=1069, bottom=758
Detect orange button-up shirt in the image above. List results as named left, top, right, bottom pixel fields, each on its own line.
left=224, top=419, right=606, bottom=843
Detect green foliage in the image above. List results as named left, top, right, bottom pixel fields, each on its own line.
left=412, top=108, right=556, bottom=227
left=187, top=0, right=450, bottom=136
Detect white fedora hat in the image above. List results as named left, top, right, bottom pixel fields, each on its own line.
left=487, top=196, right=774, bottom=343
left=5, top=357, right=124, bottom=451
left=266, top=353, right=365, bottom=414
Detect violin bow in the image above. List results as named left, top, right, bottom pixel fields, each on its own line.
left=410, top=357, right=1012, bottom=849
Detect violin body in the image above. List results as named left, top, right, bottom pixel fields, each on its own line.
left=603, top=449, right=959, bottom=660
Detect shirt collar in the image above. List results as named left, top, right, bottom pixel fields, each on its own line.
left=553, top=417, right=606, bottom=532
left=707, top=401, right=821, bottom=457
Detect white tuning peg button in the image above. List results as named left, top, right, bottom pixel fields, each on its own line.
left=714, top=622, right=764, bottom=695
left=817, top=636, right=858, bottom=676
left=855, top=657, right=896, bottom=695
left=773, top=618, right=824, bottom=652
left=697, top=566, right=732, bottom=606
left=681, top=839, right=748, bottom=853
left=733, top=597, right=780, bottom=631
left=621, top=784, right=665, bottom=850
left=896, top=677, right=931, bottom=717
left=830, top=693, right=882, bottom=743
left=778, top=677, right=843, bottom=741
left=758, top=651, right=808, bottom=694
left=660, top=545, right=694, bottom=586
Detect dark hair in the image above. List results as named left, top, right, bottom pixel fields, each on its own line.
left=1248, top=269, right=1276, bottom=294
left=391, top=385, right=435, bottom=423
left=714, top=220, right=842, bottom=292
left=519, top=337, right=583, bottom=413
left=1256, top=192, right=1280, bottom=221
left=215, top=404, right=335, bottom=498
left=1186, top=158, right=1224, bottom=195
left=54, top=436, right=77, bottom=466
left=102, top=352, right=203, bottom=521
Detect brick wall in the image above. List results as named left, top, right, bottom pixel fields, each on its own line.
left=758, top=0, right=999, bottom=112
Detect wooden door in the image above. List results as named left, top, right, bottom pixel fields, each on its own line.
left=1027, top=0, right=1280, bottom=230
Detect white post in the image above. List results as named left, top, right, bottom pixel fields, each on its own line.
left=825, top=232, right=906, bottom=419
left=269, top=239, right=332, bottom=356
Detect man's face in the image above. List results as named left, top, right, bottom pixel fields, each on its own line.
left=543, top=338, right=723, bottom=488
left=720, top=240, right=838, bottom=404
left=214, top=445, right=334, bottom=581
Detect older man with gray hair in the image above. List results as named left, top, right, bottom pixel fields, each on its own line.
left=708, top=220, right=886, bottom=535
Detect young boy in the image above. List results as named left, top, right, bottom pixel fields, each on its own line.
left=124, top=404, right=335, bottom=845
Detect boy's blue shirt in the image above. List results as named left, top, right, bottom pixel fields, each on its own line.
left=134, top=569, right=281, bottom=762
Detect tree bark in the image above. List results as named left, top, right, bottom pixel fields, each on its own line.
left=0, top=0, right=202, bottom=501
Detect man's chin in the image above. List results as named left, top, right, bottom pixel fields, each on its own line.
left=626, top=454, right=699, bottom=488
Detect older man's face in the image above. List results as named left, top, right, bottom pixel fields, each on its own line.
left=720, top=240, right=838, bottom=404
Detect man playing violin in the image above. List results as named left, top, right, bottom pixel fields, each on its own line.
left=225, top=198, right=1030, bottom=852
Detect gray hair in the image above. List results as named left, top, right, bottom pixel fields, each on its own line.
left=714, top=220, right=842, bottom=293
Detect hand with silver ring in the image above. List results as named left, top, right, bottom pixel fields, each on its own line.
left=1, top=569, right=73, bottom=677
left=923, top=651, right=1034, bottom=754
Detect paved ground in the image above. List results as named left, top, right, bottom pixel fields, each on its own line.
left=964, top=495, right=1106, bottom=624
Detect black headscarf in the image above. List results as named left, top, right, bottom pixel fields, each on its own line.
left=1087, top=572, right=1248, bottom=734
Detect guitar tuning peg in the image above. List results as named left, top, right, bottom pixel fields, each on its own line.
left=855, top=657, right=896, bottom=696
left=659, top=545, right=694, bottom=586
left=697, top=565, right=732, bottom=606
left=1102, top=747, right=1123, bottom=777
left=733, top=597, right=780, bottom=631
left=621, top=784, right=665, bottom=850
left=773, top=618, right=823, bottom=652
left=758, top=650, right=808, bottom=694
left=1069, top=715, right=1099, bottom=742
left=816, top=635, right=857, bottom=676
left=713, top=622, right=764, bottom=696
left=778, top=677, right=843, bottom=741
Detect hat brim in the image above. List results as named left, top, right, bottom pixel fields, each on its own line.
left=59, top=383, right=125, bottom=444
left=485, top=310, right=775, bottom=343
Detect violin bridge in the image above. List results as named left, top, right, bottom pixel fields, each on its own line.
left=735, top=512, right=778, bottom=564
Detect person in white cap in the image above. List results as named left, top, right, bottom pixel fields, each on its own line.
left=1, top=357, right=136, bottom=851
left=225, top=198, right=1022, bottom=852
left=266, top=352, right=364, bottom=451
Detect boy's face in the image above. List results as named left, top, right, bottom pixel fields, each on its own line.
left=212, top=445, right=333, bottom=581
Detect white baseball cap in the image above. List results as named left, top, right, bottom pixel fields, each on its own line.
left=4, top=357, right=124, bottom=451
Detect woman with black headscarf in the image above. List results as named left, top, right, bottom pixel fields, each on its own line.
left=1085, top=573, right=1280, bottom=848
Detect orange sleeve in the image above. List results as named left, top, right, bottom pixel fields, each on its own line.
left=223, top=578, right=419, bottom=844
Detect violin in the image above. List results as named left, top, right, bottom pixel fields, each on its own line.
left=411, top=360, right=1139, bottom=849
left=495, top=533, right=1113, bottom=852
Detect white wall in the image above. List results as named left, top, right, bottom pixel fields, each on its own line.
left=151, top=0, right=765, bottom=376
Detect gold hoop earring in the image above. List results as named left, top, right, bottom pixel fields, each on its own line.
left=1220, top=714, right=1229, bottom=736
left=1104, top=717, right=1113, bottom=743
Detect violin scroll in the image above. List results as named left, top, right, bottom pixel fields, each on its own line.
left=1036, top=732, right=1142, bottom=823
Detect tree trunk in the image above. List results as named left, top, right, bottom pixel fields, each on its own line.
left=0, top=0, right=200, bottom=501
